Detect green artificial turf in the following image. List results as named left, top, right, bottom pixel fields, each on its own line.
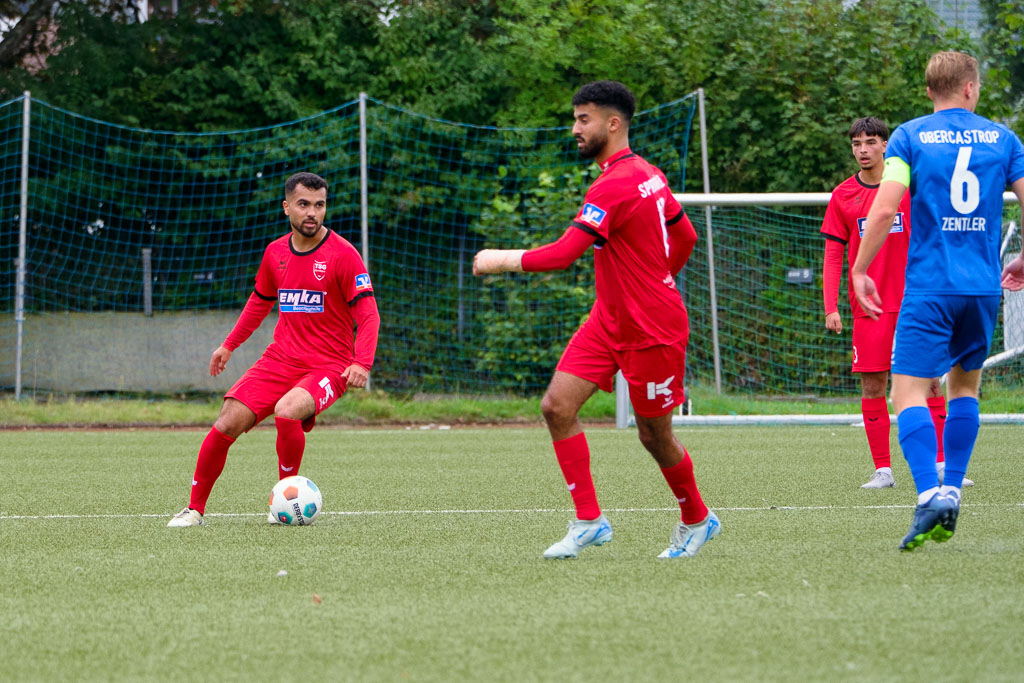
left=1, top=425, right=1022, bottom=681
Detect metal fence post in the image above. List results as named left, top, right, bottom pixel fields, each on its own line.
left=698, top=88, right=723, bottom=394
left=359, top=92, right=372, bottom=391
left=142, top=248, right=153, bottom=317
left=15, top=92, right=30, bottom=400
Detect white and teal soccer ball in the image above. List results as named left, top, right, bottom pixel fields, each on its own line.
left=269, top=475, right=323, bottom=526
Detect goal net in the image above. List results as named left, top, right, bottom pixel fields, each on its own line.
left=615, top=193, right=1024, bottom=425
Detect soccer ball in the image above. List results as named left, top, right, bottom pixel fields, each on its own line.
left=269, top=475, right=323, bottom=526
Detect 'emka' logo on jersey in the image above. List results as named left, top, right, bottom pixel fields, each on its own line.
left=354, top=273, right=372, bottom=292
left=579, top=203, right=607, bottom=228
left=313, top=259, right=327, bottom=281
left=278, top=289, right=325, bottom=313
left=857, top=212, right=904, bottom=238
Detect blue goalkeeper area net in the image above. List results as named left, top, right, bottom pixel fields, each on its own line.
left=0, top=93, right=696, bottom=396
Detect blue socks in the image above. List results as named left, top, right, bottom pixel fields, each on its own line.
left=941, top=397, right=980, bottom=489
left=897, top=407, right=939, bottom=494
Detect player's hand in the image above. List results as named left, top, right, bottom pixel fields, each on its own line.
left=1001, top=255, right=1024, bottom=291
left=341, top=363, right=370, bottom=389
left=473, top=249, right=525, bottom=276
left=825, top=312, right=843, bottom=335
left=210, top=345, right=232, bottom=376
left=851, top=271, right=882, bottom=320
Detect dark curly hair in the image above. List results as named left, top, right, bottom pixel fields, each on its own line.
left=284, top=172, right=328, bottom=195
left=572, top=81, right=636, bottom=124
left=848, top=117, right=889, bottom=142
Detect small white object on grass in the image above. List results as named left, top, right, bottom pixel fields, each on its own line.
left=276, top=570, right=288, bottom=577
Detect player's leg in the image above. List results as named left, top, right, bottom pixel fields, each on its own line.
left=927, top=379, right=946, bottom=466
left=927, top=379, right=973, bottom=486
left=274, top=369, right=346, bottom=477
left=540, top=323, right=614, bottom=559
left=626, top=341, right=719, bottom=558
left=852, top=313, right=896, bottom=488
left=859, top=370, right=894, bottom=488
left=938, top=365, right=981, bottom=502
left=168, top=398, right=257, bottom=527
left=938, top=294, right=997, bottom=496
left=890, top=295, right=958, bottom=550
left=274, top=387, right=315, bottom=480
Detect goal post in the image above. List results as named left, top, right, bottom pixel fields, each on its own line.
left=615, top=191, right=1024, bottom=428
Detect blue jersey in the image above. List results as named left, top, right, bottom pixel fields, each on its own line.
left=885, top=108, right=1024, bottom=296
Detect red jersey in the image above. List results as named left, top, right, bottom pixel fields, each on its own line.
left=252, top=229, right=374, bottom=371
left=571, top=148, right=689, bottom=350
left=821, top=174, right=911, bottom=318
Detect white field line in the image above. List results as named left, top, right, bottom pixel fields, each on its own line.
left=1, top=502, right=1023, bottom=521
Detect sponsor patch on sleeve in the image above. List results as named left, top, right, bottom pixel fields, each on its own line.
left=578, top=203, right=607, bottom=229
left=354, top=273, right=373, bottom=292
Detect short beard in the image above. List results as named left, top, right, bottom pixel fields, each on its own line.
left=577, top=132, right=608, bottom=160
left=292, top=218, right=321, bottom=238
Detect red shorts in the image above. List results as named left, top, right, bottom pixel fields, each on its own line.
left=225, top=354, right=347, bottom=432
left=851, top=312, right=897, bottom=373
left=556, top=319, right=687, bottom=418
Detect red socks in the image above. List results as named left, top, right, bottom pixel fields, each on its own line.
left=861, top=397, right=891, bottom=469
left=189, top=427, right=235, bottom=515
left=660, top=450, right=709, bottom=524
left=553, top=432, right=601, bottom=521
left=275, top=416, right=305, bottom=479
left=928, top=396, right=946, bottom=463
left=187, top=416, right=307, bottom=515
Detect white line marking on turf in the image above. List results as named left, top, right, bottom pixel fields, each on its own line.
left=2, top=502, right=1023, bottom=521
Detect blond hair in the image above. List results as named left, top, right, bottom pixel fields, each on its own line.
left=925, top=51, right=980, bottom=99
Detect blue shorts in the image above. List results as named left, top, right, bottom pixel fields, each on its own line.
left=891, top=294, right=1000, bottom=378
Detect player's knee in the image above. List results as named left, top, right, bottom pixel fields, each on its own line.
left=636, top=424, right=664, bottom=453
left=274, top=393, right=314, bottom=421
left=540, top=391, right=572, bottom=426
left=213, top=409, right=251, bottom=439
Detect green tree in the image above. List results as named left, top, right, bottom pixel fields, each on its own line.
left=979, top=0, right=1024, bottom=138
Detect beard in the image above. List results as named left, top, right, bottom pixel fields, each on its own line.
left=576, top=131, right=608, bottom=160
left=291, top=217, right=321, bottom=238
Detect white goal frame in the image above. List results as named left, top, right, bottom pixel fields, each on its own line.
left=614, top=191, right=1024, bottom=428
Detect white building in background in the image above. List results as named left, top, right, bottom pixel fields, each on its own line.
left=926, top=0, right=985, bottom=38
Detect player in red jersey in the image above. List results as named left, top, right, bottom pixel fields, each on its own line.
left=168, top=172, right=380, bottom=526
left=821, top=118, right=958, bottom=489
left=474, top=81, right=719, bottom=559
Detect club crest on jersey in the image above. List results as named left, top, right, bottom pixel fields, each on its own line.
left=313, top=259, right=327, bottom=281
left=579, top=203, right=607, bottom=229
left=354, top=273, right=373, bottom=292
left=278, top=289, right=325, bottom=313
left=857, top=212, right=905, bottom=238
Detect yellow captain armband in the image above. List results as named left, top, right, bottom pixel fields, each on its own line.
left=882, top=156, right=910, bottom=188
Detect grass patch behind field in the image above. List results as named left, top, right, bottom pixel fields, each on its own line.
left=2, top=382, right=1023, bottom=427
left=2, top=425, right=1023, bottom=681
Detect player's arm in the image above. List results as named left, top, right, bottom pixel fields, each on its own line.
left=1000, top=176, right=1024, bottom=291
left=852, top=158, right=908, bottom=318
left=473, top=225, right=597, bottom=275
left=822, top=237, right=845, bottom=334
left=212, top=290, right=276, bottom=376
left=820, top=195, right=848, bottom=333
left=666, top=210, right=697, bottom=276
left=343, top=294, right=379, bottom=389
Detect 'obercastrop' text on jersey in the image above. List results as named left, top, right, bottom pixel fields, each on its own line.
left=885, top=108, right=1024, bottom=296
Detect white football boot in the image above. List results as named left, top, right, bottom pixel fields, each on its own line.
left=861, top=469, right=895, bottom=489
left=937, top=462, right=973, bottom=487
left=542, top=515, right=613, bottom=559
left=167, top=507, right=204, bottom=527
left=658, top=511, right=721, bottom=558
